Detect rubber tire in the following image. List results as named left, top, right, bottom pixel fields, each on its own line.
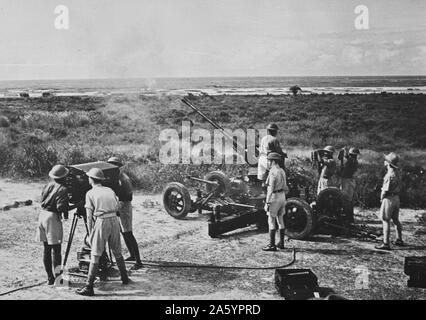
left=316, top=187, right=351, bottom=220
left=204, top=171, right=231, bottom=195
left=284, top=198, right=316, bottom=240
left=163, top=182, right=192, bottom=219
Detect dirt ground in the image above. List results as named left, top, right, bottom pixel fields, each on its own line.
left=1, top=179, right=426, bottom=300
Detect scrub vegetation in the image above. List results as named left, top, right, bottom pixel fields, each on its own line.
left=0, top=93, right=425, bottom=207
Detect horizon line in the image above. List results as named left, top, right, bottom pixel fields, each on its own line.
left=1, top=74, right=426, bottom=82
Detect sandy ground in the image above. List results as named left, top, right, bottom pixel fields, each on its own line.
left=1, top=179, right=426, bottom=300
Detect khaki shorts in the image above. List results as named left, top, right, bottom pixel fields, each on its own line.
left=380, top=195, right=400, bottom=221
left=119, top=201, right=133, bottom=233
left=267, top=214, right=285, bottom=230
left=36, top=211, right=63, bottom=245
left=89, top=216, right=122, bottom=258
left=266, top=193, right=286, bottom=230
left=268, top=192, right=286, bottom=218
left=340, top=178, right=356, bottom=202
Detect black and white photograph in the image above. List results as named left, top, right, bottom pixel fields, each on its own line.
left=0, top=0, right=426, bottom=304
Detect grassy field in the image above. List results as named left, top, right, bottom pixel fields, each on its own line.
left=0, top=93, right=425, bottom=207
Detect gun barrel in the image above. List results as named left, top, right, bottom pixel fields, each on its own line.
left=181, top=98, right=256, bottom=154
left=187, top=176, right=219, bottom=185
left=181, top=98, right=224, bottom=131
left=227, top=202, right=256, bottom=209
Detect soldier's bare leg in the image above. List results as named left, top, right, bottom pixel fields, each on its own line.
left=392, top=216, right=403, bottom=243
left=111, top=250, right=130, bottom=284
left=382, top=220, right=391, bottom=245
left=110, top=225, right=130, bottom=283
left=375, top=199, right=392, bottom=250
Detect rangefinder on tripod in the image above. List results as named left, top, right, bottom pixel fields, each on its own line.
left=62, top=161, right=120, bottom=274
left=65, top=161, right=120, bottom=207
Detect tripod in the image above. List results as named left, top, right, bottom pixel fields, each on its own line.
left=63, top=207, right=90, bottom=269
left=62, top=207, right=114, bottom=278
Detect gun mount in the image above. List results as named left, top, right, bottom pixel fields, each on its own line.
left=162, top=99, right=356, bottom=239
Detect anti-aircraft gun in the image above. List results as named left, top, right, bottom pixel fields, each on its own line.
left=162, top=98, right=364, bottom=240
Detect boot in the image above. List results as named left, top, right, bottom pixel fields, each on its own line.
left=277, top=229, right=285, bottom=249
left=262, top=230, right=277, bottom=251
left=374, top=243, right=391, bottom=250
left=129, top=233, right=143, bottom=270
left=116, top=256, right=130, bottom=285
left=52, top=244, right=62, bottom=283
left=122, top=232, right=135, bottom=261
left=76, top=262, right=97, bottom=296
left=43, top=243, right=55, bottom=285
left=131, top=261, right=144, bottom=270
left=394, top=239, right=404, bottom=246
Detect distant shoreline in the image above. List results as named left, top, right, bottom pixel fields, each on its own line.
left=2, top=87, right=426, bottom=98
left=1, top=75, right=426, bottom=97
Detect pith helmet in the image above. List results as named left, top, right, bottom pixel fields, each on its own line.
left=323, top=145, right=335, bottom=153
left=87, top=168, right=105, bottom=181
left=49, top=164, right=69, bottom=179
left=107, top=156, right=123, bottom=167
left=349, top=147, right=361, bottom=155
left=384, top=152, right=399, bottom=168
left=267, top=152, right=282, bottom=160
left=266, top=123, right=278, bottom=131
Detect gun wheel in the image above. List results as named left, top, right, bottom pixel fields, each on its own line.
left=204, top=171, right=231, bottom=195
left=317, top=187, right=352, bottom=222
left=284, top=198, right=316, bottom=240
left=163, top=182, right=192, bottom=219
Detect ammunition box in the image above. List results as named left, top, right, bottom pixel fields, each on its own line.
left=275, top=269, right=319, bottom=300
left=404, top=256, right=426, bottom=275
left=404, top=257, right=426, bottom=288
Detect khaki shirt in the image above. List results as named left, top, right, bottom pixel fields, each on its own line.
left=85, top=185, right=119, bottom=217
left=259, top=135, right=283, bottom=156
left=266, top=165, right=288, bottom=195
left=382, top=168, right=401, bottom=196
left=41, top=181, right=69, bottom=214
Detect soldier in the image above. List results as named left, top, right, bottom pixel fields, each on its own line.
left=339, top=147, right=361, bottom=222
left=317, top=145, right=337, bottom=195
left=262, top=153, right=289, bottom=252
left=37, top=164, right=71, bottom=285
left=375, top=153, right=403, bottom=250
left=107, top=156, right=143, bottom=270
left=76, top=168, right=129, bottom=296
left=258, top=123, right=286, bottom=182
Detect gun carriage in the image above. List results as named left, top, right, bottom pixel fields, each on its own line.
left=162, top=99, right=354, bottom=239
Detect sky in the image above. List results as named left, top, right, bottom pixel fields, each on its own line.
left=0, top=0, right=425, bottom=80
